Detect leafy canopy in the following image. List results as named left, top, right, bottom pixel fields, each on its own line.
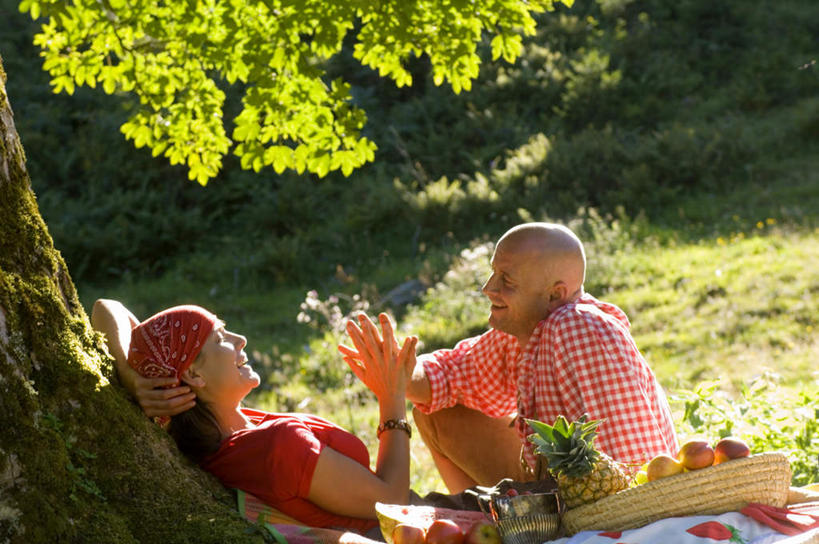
left=20, top=0, right=572, bottom=184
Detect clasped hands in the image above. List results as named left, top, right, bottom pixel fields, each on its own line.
left=338, top=313, right=417, bottom=404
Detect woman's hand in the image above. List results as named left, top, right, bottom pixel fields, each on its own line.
left=310, top=313, right=416, bottom=517
left=122, top=367, right=197, bottom=418
left=339, top=313, right=417, bottom=406
left=92, top=298, right=195, bottom=417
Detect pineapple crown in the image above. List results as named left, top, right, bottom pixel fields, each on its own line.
left=526, top=414, right=603, bottom=479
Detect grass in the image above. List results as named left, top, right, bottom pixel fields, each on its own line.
left=603, top=228, right=819, bottom=390
left=246, top=224, right=819, bottom=494
left=77, top=147, right=819, bottom=495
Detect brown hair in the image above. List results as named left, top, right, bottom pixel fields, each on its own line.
left=167, top=402, right=224, bottom=463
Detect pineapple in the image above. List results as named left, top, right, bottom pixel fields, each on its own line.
left=526, top=414, right=630, bottom=509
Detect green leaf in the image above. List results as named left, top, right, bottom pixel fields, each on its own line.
left=30, top=0, right=564, bottom=181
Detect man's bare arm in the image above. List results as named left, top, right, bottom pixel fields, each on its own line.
left=406, top=358, right=432, bottom=406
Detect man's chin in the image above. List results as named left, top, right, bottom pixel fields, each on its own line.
left=487, top=315, right=506, bottom=332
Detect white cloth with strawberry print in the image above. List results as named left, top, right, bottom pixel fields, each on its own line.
left=547, top=511, right=800, bottom=544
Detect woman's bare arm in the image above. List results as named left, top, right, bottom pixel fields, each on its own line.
left=307, top=315, right=416, bottom=518
left=91, top=299, right=196, bottom=417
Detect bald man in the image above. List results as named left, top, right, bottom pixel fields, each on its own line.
left=401, top=223, right=678, bottom=493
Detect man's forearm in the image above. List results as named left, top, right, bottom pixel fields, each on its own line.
left=405, top=360, right=432, bottom=406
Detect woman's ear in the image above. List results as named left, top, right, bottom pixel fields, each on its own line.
left=180, top=366, right=206, bottom=389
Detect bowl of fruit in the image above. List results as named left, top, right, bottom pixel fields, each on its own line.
left=479, top=491, right=562, bottom=544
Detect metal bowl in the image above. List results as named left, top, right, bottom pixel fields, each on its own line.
left=490, top=492, right=561, bottom=520
left=496, top=513, right=562, bottom=544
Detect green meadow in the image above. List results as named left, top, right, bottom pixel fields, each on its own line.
left=2, top=0, right=817, bottom=493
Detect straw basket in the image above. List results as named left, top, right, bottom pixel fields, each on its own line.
left=562, top=453, right=792, bottom=535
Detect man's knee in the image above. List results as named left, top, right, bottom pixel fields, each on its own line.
left=412, top=405, right=528, bottom=485
left=413, top=405, right=503, bottom=452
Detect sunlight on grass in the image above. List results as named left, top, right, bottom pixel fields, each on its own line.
left=81, top=219, right=818, bottom=495
left=248, top=226, right=818, bottom=493
left=605, top=228, right=819, bottom=389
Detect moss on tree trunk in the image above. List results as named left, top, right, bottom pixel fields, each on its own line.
left=0, top=55, right=267, bottom=543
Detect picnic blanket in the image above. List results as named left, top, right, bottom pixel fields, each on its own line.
left=546, top=502, right=819, bottom=544
left=234, top=484, right=819, bottom=544
left=237, top=489, right=383, bottom=544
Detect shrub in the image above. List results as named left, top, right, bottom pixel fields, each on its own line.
left=673, top=374, right=819, bottom=486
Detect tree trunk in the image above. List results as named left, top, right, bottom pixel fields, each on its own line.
left=0, top=55, right=266, bottom=543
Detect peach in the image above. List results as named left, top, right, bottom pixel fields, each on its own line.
left=393, top=524, right=426, bottom=544
left=646, top=454, right=685, bottom=481
left=713, top=437, right=750, bottom=464
left=678, top=440, right=716, bottom=470
left=426, top=520, right=465, bottom=544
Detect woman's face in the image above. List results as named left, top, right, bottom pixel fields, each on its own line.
left=193, top=322, right=259, bottom=404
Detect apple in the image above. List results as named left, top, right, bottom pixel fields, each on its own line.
left=393, top=524, right=425, bottom=544
left=646, top=454, right=684, bottom=481
left=426, top=519, right=465, bottom=544
left=677, top=439, right=715, bottom=470
left=713, top=437, right=750, bottom=464
left=464, top=521, right=501, bottom=544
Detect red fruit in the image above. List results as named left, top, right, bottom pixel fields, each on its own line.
left=713, top=437, right=750, bottom=464
left=464, top=521, right=501, bottom=544
left=376, top=503, right=487, bottom=544
left=393, top=524, right=426, bottom=544
left=426, top=519, right=465, bottom=544
left=505, top=488, right=518, bottom=497
left=677, top=440, right=716, bottom=470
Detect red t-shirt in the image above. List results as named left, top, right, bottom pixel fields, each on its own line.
left=201, top=408, right=378, bottom=532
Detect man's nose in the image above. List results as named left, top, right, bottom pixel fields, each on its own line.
left=482, top=273, right=498, bottom=294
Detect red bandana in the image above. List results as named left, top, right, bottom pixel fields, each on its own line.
left=128, top=305, right=217, bottom=380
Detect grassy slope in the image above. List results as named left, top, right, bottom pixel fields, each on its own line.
left=75, top=143, right=819, bottom=495
left=608, top=229, right=818, bottom=389
left=52, top=0, right=818, bottom=495
left=246, top=146, right=819, bottom=494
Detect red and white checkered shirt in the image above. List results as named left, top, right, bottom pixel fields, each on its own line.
left=416, top=293, right=678, bottom=472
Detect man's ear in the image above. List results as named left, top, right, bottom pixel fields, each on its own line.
left=548, top=281, right=570, bottom=304
left=180, top=366, right=206, bottom=389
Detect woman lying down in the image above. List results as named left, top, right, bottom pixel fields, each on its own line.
left=92, top=299, right=417, bottom=538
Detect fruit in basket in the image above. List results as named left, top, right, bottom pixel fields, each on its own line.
left=464, top=520, right=501, bottom=544
left=526, top=415, right=630, bottom=509
left=713, top=437, right=750, bottom=464
left=393, top=524, right=426, bottom=544
left=426, top=519, right=465, bottom=544
left=375, top=503, right=486, bottom=544
left=646, top=454, right=685, bottom=481
left=632, top=469, right=648, bottom=486
left=678, top=439, right=715, bottom=470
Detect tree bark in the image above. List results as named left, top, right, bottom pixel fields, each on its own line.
left=0, top=55, right=266, bottom=543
